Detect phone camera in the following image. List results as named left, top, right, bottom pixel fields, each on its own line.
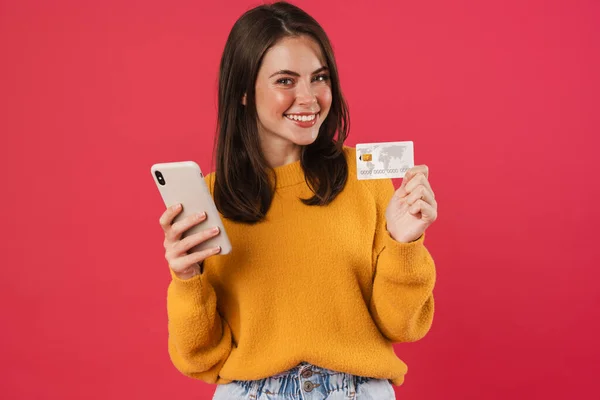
left=155, top=170, right=166, bottom=186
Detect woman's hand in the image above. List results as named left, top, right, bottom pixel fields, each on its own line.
left=385, top=165, right=438, bottom=243
left=159, top=204, right=222, bottom=280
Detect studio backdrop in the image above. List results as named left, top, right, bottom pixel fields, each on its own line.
left=1, top=0, right=598, bottom=399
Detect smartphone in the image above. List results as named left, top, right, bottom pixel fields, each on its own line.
left=151, top=161, right=232, bottom=255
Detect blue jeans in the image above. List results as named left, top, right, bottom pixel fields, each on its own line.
left=213, top=362, right=396, bottom=399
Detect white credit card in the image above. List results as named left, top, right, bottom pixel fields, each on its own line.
left=356, top=141, right=414, bottom=180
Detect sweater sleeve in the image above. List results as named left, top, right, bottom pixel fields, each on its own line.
left=367, top=178, right=436, bottom=343
left=166, top=268, right=232, bottom=383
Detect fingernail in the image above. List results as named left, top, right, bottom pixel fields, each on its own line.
left=174, top=203, right=181, bottom=210
left=212, top=226, right=220, bottom=234
left=214, top=246, right=221, bottom=253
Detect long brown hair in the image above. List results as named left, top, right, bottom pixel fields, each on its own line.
left=213, top=1, right=349, bottom=223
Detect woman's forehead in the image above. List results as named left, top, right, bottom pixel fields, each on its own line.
left=261, top=36, right=327, bottom=73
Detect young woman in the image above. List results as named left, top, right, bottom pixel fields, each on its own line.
left=158, top=2, right=438, bottom=399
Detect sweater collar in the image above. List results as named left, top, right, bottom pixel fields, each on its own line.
left=271, top=159, right=305, bottom=188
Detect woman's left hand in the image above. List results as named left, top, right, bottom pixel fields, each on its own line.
left=385, top=165, right=438, bottom=243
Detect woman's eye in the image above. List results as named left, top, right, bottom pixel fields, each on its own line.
left=313, top=74, right=330, bottom=82
left=276, top=78, right=294, bottom=85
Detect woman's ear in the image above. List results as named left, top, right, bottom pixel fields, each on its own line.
left=241, top=93, right=247, bottom=106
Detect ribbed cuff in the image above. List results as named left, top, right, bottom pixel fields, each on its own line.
left=377, top=231, right=434, bottom=279
left=168, top=268, right=206, bottom=303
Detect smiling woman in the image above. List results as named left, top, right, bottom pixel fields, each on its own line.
left=160, top=2, right=437, bottom=399
left=214, top=1, right=350, bottom=223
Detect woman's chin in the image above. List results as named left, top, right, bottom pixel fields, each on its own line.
left=288, top=127, right=320, bottom=145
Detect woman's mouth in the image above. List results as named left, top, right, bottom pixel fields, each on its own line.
left=284, top=112, right=319, bottom=127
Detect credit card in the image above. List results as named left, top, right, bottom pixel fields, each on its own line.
left=356, top=141, right=414, bottom=180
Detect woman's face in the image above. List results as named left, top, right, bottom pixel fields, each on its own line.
left=252, top=35, right=332, bottom=153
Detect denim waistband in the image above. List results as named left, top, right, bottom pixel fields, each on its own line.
left=233, top=362, right=372, bottom=398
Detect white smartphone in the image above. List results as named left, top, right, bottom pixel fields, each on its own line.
left=151, top=161, right=232, bottom=255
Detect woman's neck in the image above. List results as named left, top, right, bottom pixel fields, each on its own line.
left=260, top=138, right=302, bottom=168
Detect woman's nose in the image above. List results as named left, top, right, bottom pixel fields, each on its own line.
left=296, top=81, right=317, bottom=105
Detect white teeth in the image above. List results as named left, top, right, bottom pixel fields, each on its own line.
left=285, top=114, right=317, bottom=122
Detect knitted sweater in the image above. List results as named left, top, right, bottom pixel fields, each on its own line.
left=166, top=146, right=436, bottom=387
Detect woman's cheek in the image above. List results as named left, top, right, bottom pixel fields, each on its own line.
left=273, top=91, right=295, bottom=115
left=317, top=87, right=332, bottom=108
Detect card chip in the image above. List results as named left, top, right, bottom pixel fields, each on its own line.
left=360, top=154, right=372, bottom=161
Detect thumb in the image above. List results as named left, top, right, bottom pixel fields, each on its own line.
left=395, top=180, right=408, bottom=198
left=400, top=171, right=412, bottom=190
left=401, top=165, right=419, bottom=188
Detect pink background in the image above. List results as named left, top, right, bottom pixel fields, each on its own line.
left=1, top=0, right=599, bottom=398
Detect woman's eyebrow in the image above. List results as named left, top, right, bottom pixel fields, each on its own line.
left=269, top=66, right=329, bottom=78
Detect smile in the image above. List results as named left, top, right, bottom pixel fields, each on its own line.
left=284, top=113, right=318, bottom=122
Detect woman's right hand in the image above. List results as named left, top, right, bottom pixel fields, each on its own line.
left=159, top=203, right=222, bottom=280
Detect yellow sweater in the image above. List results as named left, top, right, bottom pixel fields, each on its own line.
left=166, top=146, right=436, bottom=387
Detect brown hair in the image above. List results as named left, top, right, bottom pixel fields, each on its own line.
left=213, top=1, right=349, bottom=223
